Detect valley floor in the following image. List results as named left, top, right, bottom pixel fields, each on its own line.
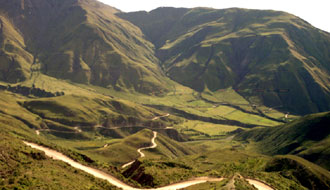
left=0, top=77, right=328, bottom=190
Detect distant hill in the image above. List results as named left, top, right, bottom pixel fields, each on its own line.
left=118, top=7, right=330, bottom=114
left=265, top=155, right=330, bottom=190
left=235, top=111, right=330, bottom=169
left=0, top=0, right=169, bottom=94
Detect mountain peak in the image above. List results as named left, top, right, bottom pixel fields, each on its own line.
left=0, top=0, right=169, bottom=93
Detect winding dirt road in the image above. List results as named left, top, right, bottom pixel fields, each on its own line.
left=23, top=141, right=223, bottom=190
left=138, top=131, right=157, bottom=158
left=23, top=130, right=274, bottom=190
left=122, top=131, right=158, bottom=168
left=247, top=179, right=274, bottom=190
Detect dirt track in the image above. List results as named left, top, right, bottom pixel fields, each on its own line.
left=122, top=131, right=158, bottom=168
left=23, top=141, right=224, bottom=190
left=247, top=179, right=274, bottom=190
left=23, top=138, right=274, bottom=190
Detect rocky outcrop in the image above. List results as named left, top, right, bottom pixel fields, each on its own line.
left=122, top=160, right=155, bottom=187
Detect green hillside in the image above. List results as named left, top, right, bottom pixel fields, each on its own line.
left=265, top=155, right=330, bottom=190
left=235, top=111, right=330, bottom=169
left=0, top=0, right=170, bottom=94
left=118, top=7, right=330, bottom=114
left=0, top=85, right=328, bottom=189
left=0, top=131, right=120, bottom=190
left=0, top=14, right=32, bottom=83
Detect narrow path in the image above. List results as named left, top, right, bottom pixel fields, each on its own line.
left=152, top=113, right=170, bottom=121
left=23, top=141, right=223, bottom=190
left=122, top=131, right=157, bottom=168
left=246, top=179, right=274, bottom=190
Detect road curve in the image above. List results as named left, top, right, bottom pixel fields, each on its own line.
left=247, top=179, right=274, bottom=190
left=152, top=113, right=170, bottom=121
left=138, top=131, right=158, bottom=158
left=23, top=141, right=223, bottom=190
left=122, top=131, right=158, bottom=168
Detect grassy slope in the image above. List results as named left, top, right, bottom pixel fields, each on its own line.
left=0, top=131, right=119, bottom=190
left=1, top=69, right=284, bottom=145
left=265, top=155, right=330, bottom=190
left=0, top=3, right=329, bottom=189
left=22, top=94, right=158, bottom=127
left=235, top=111, right=330, bottom=170
left=0, top=0, right=170, bottom=94
left=0, top=90, right=123, bottom=189
left=0, top=87, right=328, bottom=189
left=73, top=79, right=284, bottom=140
left=119, top=7, right=330, bottom=114
left=87, top=129, right=155, bottom=165
left=135, top=138, right=307, bottom=189
left=65, top=129, right=195, bottom=166
left=139, top=135, right=330, bottom=189
left=143, top=132, right=194, bottom=159
left=0, top=15, right=33, bottom=83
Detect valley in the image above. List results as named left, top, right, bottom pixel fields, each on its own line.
left=0, top=0, right=330, bottom=189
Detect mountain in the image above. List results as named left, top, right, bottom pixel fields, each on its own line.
left=1, top=1, right=330, bottom=189
left=1, top=1, right=330, bottom=113
left=0, top=0, right=169, bottom=94
left=118, top=7, right=330, bottom=114
left=235, top=111, right=330, bottom=170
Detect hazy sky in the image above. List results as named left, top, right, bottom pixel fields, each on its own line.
left=98, top=0, right=330, bottom=33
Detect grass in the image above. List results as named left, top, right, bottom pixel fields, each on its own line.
left=0, top=131, right=120, bottom=190
left=202, top=88, right=250, bottom=105
left=74, top=79, right=283, bottom=134
left=235, top=111, right=330, bottom=169
left=135, top=138, right=308, bottom=189
left=0, top=88, right=327, bottom=189
left=50, top=129, right=194, bottom=166
left=265, top=155, right=330, bottom=189
left=223, top=109, right=280, bottom=126
left=1, top=3, right=330, bottom=190
left=184, top=179, right=229, bottom=190
left=0, top=15, right=32, bottom=83
left=142, top=132, right=194, bottom=159
left=178, top=120, right=240, bottom=137
left=92, top=129, right=154, bottom=163
left=1, top=70, right=326, bottom=190
left=0, top=91, right=42, bottom=130
left=120, top=7, right=330, bottom=115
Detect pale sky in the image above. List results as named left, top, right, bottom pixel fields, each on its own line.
left=98, top=0, right=330, bottom=33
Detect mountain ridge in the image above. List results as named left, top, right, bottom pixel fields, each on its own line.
left=118, top=7, right=330, bottom=114
left=1, top=1, right=330, bottom=113
left=0, top=0, right=170, bottom=94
